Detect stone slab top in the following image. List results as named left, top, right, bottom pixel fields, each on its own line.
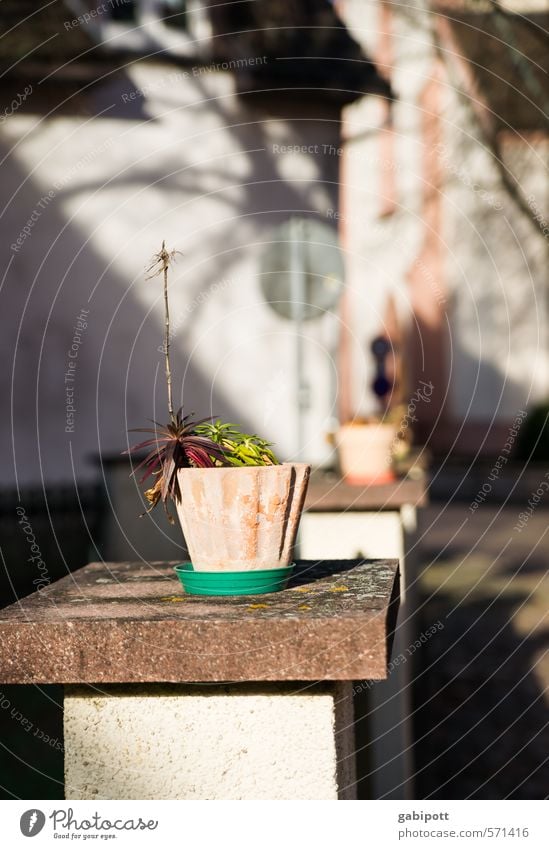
left=304, top=472, right=427, bottom=512
left=0, top=559, right=399, bottom=684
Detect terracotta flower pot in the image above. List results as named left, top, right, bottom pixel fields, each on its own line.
left=175, top=462, right=311, bottom=572
left=336, top=422, right=398, bottom=485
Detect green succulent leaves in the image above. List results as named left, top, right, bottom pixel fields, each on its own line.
left=195, top=420, right=279, bottom=467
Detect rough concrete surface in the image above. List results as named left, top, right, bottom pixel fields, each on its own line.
left=64, top=682, right=356, bottom=800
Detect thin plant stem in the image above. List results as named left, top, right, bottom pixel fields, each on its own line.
left=146, top=240, right=180, bottom=426
left=162, top=242, right=175, bottom=425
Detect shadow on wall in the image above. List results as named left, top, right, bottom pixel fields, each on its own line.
left=0, top=64, right=341, bottom=492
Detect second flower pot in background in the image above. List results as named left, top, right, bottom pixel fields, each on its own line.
left=336, top=422, right=398, bottom=485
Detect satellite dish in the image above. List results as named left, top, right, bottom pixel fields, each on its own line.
left=260, top=217, right=344, bottom=321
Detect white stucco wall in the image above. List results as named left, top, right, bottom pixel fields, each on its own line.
left=1, top=62, right=342, bottom=486
left=64, top=683, right=356, bottom=800
left=444, top=127, right=549, bottom=421
left=339, top=0, right=549, bottom=425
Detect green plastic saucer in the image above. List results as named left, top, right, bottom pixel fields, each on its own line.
left=174, top=562, right=294, bottom=597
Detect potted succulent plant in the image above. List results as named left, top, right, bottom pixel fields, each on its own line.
left=336, top=335, right=411, bottom=484
left=126, top=243, right=310, bottom=595
left=336, top=416, right=402, bottom=485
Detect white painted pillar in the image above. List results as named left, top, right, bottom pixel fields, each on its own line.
left=64, top=683, right=356, bottom=800
left=299, top=508, right=416, bottom=799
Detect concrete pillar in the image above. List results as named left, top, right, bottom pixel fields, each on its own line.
left=299, top=508, right=416, bottom=799
left=64, top=682, right=356, bottom=800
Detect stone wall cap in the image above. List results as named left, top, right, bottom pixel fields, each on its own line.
left=305, top=473, right=427, bottom=511
left=0, top=559, right=399, bottom=684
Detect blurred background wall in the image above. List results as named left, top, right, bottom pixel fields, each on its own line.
left=340, top=0, right=549, bottom=450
